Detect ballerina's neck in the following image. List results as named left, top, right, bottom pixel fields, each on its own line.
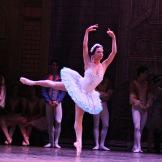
left=88, top=63, right=104, bottom=76
left=91, top=59, right=100, bottom=64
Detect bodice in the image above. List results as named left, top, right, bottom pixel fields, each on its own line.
left=79, top=68, right=104, bottom=93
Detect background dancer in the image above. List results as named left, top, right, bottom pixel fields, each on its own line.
left=93, top=78, right=113, bottom=151
left=130, top=66, right=152, bottom=153
left=42, top=61, right=66, bottom=148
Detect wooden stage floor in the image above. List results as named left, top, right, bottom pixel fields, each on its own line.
left=0, top=145, right=161, bottom=162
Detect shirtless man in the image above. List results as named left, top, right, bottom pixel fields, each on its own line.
left=130, top=66, right=151, bottom=153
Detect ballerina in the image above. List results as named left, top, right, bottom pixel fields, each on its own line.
left=20, top=24, right=117, bottom=156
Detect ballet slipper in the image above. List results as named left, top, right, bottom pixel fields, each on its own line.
left=4, top=140, right=9, bottom=145
left=132, top=148, right=143, bottom=153
left=99, top=145, right=110, bottom=151
left=20, top=77, right=34, bottom=86
left=74, top=141, right=82, bottom=156
left=139, top=149, right=143, bottom=153
left=92, top=145, right=99, bottom=150
left=54, top=143, right=61, bottom=149
left=44, top=143, right=51, bottom=148
left=4, top=138, right=12, bottom=145
left=22, top=140, right=29, bottom=146
left=22, top=136, right=30, bottom=146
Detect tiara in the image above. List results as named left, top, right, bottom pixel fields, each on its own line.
left=90, top=43, right=102, bottom=53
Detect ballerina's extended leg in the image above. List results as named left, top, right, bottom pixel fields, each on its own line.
left=20, top=77, right=66, bottom=91
left=20, top=77, right=35, bottom=86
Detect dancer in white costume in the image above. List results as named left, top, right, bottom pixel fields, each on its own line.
left=20, top=24, right=117, bottom=156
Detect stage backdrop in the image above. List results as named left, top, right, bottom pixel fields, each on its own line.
left=0, top=0, right=162, bottom=145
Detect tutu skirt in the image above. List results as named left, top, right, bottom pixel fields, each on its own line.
left=61, top=67, right=102, bottom=114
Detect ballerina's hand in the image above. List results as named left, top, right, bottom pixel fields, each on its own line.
left=107, top=28, right=115, bottom=38
left=86, top=24, right=98, bottom=32
left=20, top=77, right=34, bottom=86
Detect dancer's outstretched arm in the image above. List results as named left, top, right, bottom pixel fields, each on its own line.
left=102, top=28, right=117, bottom=72
left=83, top=24, right=98, bottom=70
left=20, top=77, right=66, bottom=91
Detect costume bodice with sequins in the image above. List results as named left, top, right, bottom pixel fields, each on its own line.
left=79, top=68, right=104, bottom=93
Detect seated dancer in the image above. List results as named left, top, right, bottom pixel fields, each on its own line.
left=0, top=85, right=29, bottom=145
left=20, top=24, right=117, bottom=156
left=23, top=87, right=45, bottom=145
left=0, top=74, right=8, bottom=143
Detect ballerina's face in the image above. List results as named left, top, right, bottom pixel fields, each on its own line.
left=92, top=47, right=104, bottom=61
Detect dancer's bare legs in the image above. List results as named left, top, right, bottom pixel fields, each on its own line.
left=74, top=105, right=84, bottom=156
left=19, top=126, right=30, bottom=146
left=0, top=119, right=12, bottom=144
left=8, top=125, right=29, bottom=146
left=20, top=77, right=66, bottom=91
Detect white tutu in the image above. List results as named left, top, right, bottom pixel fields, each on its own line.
left=60, top=67, right=103, bottom=114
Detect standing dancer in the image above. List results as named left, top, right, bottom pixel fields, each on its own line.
left=93, top=78, right=113, bottom=150
left=20, top=24, right=117, bottom=156
left=130, top=66, right=151, bottom=153
left=42, top=61, right=66, bottom=148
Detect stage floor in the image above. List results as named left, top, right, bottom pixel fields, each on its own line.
left=0, top=145, right=161, bottom=162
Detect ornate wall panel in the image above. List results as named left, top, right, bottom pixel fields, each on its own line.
left=1, top=0, right=161, bottom=143
left=0, top=0, right=50, bottom=83
left=20, top=0, right=50, bottom=78
left=0, top=1, right=8, bottom=77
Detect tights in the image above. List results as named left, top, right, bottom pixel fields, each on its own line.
left=46, top=103, right=62, bottom=147
left=93, top=102, right=109, bottom=150
left=132, top=107, right=148, bottom=151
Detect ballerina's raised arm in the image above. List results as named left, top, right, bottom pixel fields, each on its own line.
left=83, top=24, right=98, bottom=70
left=102, top=28, right=117, bottom=73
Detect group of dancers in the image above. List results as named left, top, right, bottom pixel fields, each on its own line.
left=0, top=84, right=46, bottom=146
left=18, top=24, right=162, bottom=156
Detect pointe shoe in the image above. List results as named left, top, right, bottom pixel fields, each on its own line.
left=20, top=77, right=34, bottom=86
left=74, top=141, right=82, bottom=156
